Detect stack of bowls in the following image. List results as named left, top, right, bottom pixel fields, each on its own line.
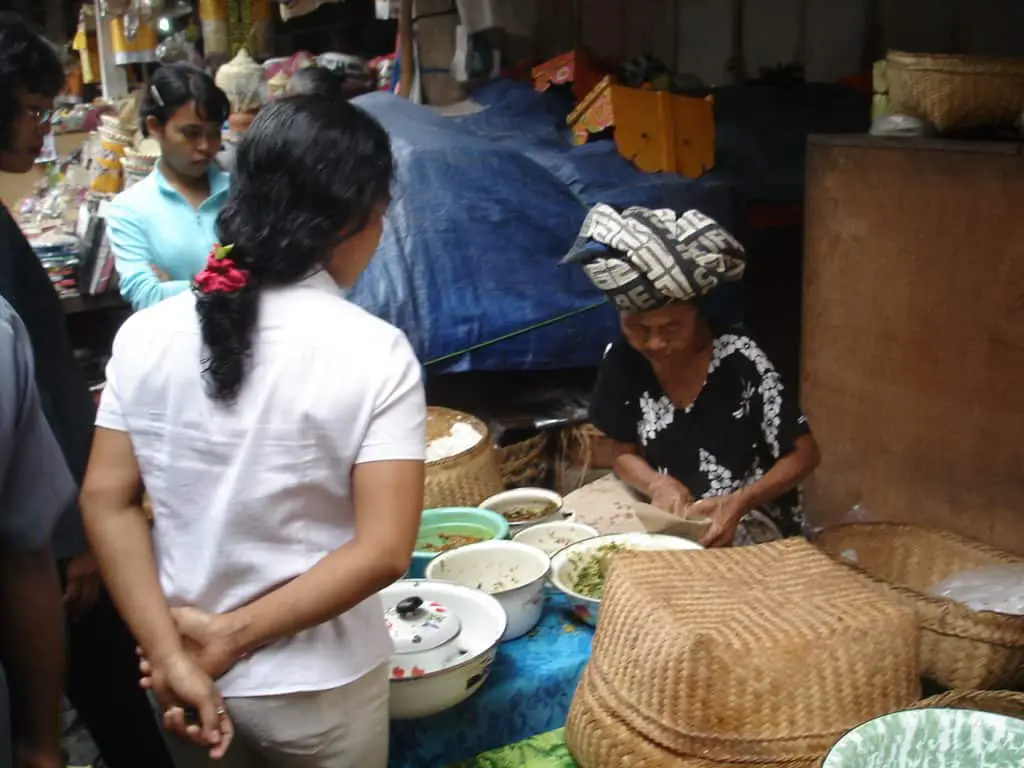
left=121, top=147, right=159, bottom=189
left=91, top=115, right=134, bottom=195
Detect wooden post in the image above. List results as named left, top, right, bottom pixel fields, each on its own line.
left=397, top=0, right=414, bottom=98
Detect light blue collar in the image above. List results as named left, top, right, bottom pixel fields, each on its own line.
left=153, top=163, right=230, bottom=207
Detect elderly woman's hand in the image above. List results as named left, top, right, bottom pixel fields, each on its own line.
left=648, top=473, right=693, bottom=516
left=688, top=493, right=750, bottom=547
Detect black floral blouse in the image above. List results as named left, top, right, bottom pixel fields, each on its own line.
left=589, top=333, right=811, bottom=537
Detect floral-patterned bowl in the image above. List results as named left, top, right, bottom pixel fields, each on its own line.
left=822, top=707, right=1024, bottom=767
left=549, top=532, right=703, bottom=626
left=381, top=579, right=506, bottom=720
left=426, top=540, right=550, bottom=641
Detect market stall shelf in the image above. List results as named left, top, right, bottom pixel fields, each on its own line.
left=387, top=590, right=593, bottom=768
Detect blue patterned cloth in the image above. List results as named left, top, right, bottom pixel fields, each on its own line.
left=388, top=589, right=594, bottom=768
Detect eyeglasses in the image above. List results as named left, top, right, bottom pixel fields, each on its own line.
left=25, top=107, right=54, bottom=125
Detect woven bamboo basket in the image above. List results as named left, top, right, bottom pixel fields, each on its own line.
left=495, top=431, right=549, bottom=488
left=565, top=539, right=921, bottom=767
left=886, top=51, right=1024, bottom=132
left=424, top=407, right=504, bottom=508
left=909, top=689, right=1024, bottom=719
left=554, top=423, right=619, bottom=495
left=815, top=522, right=1024, bottom=690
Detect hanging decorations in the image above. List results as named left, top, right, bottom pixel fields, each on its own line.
left=215, top=48, right=264, bottom=114
left=72, top=6, right=101, bottom=86
left=201, top=0, right=271, bottom=59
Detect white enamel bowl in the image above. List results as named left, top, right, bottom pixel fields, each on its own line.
left=380, top=579, right=506, bottom=719
left=479, top=487, right=564, bottom=534
left=426, top=540, right=550, bottom=641
left=513, top=520, right=600, bottom=557
left=549, top=532, right=703, bottom=626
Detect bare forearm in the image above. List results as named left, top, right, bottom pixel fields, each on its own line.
left=0, top=548, right=63, bottom=748
left=613, top=452, right=662, bottom=496
left=80, top=497, right=183, bottom=663
left=223, top=542, right=405, bottom=658
left=738, top=435, right=820, bottom=512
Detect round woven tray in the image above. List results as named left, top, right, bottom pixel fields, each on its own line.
left=565, top=539, right=921, bottom=767
left=424, top=406, right=503, bottom=509
left=815, top=522, right=1024, bottom=690
left=495, top=431, right=549, bottom=488
left=887, top=50, right=1024, bottom=132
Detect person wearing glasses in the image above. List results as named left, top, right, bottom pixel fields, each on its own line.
left=0, top=13, right=175, bottom=768
left=106, top=64, right=230, bottom=311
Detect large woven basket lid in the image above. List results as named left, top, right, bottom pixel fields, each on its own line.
left=568, top=539, right=920, bottom=767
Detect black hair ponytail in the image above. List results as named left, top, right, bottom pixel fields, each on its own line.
left=195, top=262, right=259, bottom=403
left=195, top=95, right=393, bottom=403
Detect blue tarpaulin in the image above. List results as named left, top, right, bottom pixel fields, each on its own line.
left=350, top=84, right=741, bottom=372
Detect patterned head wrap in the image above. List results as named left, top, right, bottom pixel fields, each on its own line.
left=563, top=204, right=746, bottom=313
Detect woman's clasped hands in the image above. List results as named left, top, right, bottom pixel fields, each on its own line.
left=138, top=606, right=242, bottom=760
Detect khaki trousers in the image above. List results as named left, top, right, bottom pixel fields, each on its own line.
left=160, top=664, right=389, bottom=768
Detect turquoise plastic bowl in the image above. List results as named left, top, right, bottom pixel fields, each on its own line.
left=407, top=507, right=510, bottom=578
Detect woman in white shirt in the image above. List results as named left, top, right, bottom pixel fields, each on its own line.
left=79, top=96, right=425, bottom=767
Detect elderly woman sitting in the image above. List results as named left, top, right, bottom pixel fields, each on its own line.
left=567, top=205, right=821, bottom=547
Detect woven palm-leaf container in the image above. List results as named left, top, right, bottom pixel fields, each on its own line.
left=566, top=539, right=920, bottom=767
left=909, top=689, right=1024, bottom=720
left=887, top=51, right=1024, bottom=132
left=815, top=522, right=1024, bottom=690
left=495, top=431, right=549, bottom=488
left=424, top=407, right=503, bottom=508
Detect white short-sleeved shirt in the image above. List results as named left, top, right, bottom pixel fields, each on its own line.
left=96, top=272, right=425, bottom=697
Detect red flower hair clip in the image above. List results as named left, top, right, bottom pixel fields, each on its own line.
left=194, top=244, right=250, bottom=295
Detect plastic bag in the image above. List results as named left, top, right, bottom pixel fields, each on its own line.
left=928, top=564, right=1024, bottom=615
left=869, top=114, right=929, bottom=137
left=802, top=502, right=872, bottom=544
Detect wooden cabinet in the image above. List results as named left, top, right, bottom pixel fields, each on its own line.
left=801, top=136, right=1024, bottom=555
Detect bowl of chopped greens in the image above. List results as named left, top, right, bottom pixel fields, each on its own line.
left=549, top=532, right=703, bottom=625
left=479, top=487, right=565, bottom=534
left=409, top=507, right=510, bottom=578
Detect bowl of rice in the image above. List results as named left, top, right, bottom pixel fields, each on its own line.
left=549, top=532, right=702, bottom=626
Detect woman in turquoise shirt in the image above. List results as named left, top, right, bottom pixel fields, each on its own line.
left=106, top=64, right=230, bottom=311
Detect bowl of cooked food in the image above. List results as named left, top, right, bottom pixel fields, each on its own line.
left=550, top=532, right=703, bottom=626
left=426, top=540, right=550, bottom=641
left=512, top=520, right=600, bottom=557
left=409, top=507, right=509, bottom=579
left=479, top=488, right=564, bottom=534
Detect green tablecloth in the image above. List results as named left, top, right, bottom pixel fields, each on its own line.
left=450, top=728, right=576, bottom=768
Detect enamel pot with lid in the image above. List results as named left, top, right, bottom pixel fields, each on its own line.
left=381, top=579, right=507, bottom=719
